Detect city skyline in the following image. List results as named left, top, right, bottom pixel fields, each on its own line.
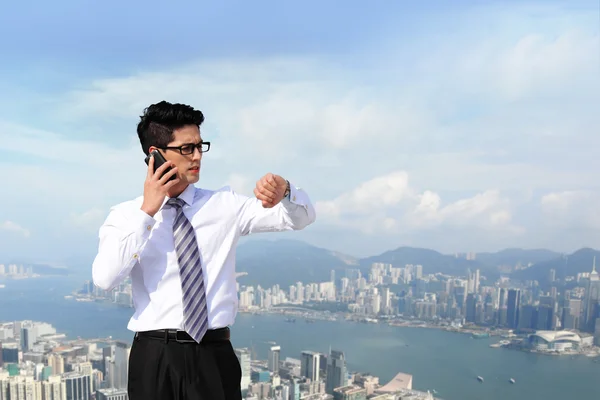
left=0, top=319, right=437, bottom=400
left=1, top=0, right=600, bottom=261
left=72, top=253, right=600, bottom=346
left=1, top=262, right=599, bottom=399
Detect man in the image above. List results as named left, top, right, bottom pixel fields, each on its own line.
left=92, top=101, right=316, bottom=400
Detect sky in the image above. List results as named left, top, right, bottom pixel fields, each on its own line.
left=0, top=0, right=599, bottom=264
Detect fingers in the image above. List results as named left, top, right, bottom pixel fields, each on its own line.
left=158, top=166, right=178, bottom=185
left=260, top=175, right=277, bottom=193
left=146, top=155, right=155, bottom=179
left=154, top=160, right=174, bottom=180
left=256, top=181, right=277, bottom=201
left=271, top=174, right=286, bottom=187
left=164, top=177, right=181, bottom=190
left=254, top=187, right=274, bottom=208
left=254, top=173, right=287, bottom=208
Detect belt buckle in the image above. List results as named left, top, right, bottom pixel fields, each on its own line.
left=175, top=330, right=189, bottom=342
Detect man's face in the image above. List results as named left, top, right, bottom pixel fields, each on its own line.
left=151, top=124, right=203, bottom=186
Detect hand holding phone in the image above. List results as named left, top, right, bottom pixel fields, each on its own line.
left=144, top=150, right=176, bottom=182
left=141, top=150, right=180, bottom=217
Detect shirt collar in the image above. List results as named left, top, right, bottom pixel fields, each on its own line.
left=160, top=184, right=196, bottom=209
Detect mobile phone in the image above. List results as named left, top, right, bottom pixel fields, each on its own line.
left=144, top=150, right=176, bottom=181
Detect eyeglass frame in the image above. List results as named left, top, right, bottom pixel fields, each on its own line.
left=160, top=141, right=211, bottom=155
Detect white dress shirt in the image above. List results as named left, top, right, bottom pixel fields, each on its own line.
left=92, top=182, right=316, bottom=332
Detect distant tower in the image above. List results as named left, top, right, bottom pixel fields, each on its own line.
left=584, top=256, right=600, bottom=332
left=506, top=289, right=521, bottom=329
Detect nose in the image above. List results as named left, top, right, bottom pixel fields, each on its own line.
left=192, top=146, right=202, bottom=161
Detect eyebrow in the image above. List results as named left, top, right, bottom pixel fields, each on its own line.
left=170, top=140, right=203, bottom=147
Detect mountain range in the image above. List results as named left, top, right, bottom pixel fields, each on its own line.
left=5, top=239, right=597, bottom=289
left=234, top=239, right=597, bottom=288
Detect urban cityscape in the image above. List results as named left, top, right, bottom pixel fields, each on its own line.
left=0, top=318, right=435, bottom=400
left=73, top=256, right=600, bottom=356
left=2, top=250, right=600, bottom=400
left=0, top=264, right=36, bottom=281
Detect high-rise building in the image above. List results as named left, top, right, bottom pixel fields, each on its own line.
left=326, top=350, right=347, bottom=394
left=48, top=353, right=65, bottom=375
left=42, top=374, right=67, bottom=400
left=584, top=257, right=600, bottom=332
left=289, top=378, right=300, bottom=400
left=63, top=372, right=91, bottom=400
left=234, top=348, right=251, bottom=392
left=113, top=342, right=130, bottom=390
left=300, top=351, right=320, bottom=381
left=507, top=289, right=521, bottom=329
left=268, top=345, right=280, bottom=373
left=465, top=294, right=477, bottom=323
left=20, top=326, right=36, bottom=351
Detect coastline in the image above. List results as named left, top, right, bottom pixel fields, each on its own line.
left=68, top=293, right=600, bottom=359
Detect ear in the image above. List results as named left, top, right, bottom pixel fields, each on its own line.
left=148, top=146, right=158, bottom=154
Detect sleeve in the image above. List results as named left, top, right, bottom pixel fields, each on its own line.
left=235, top=182, right=317, bottom=236
left=91, top=204, right=157, bottom=291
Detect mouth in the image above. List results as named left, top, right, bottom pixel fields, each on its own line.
left=189, top=166, right=200, bottom=173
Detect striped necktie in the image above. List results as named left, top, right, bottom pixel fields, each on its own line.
left=166, top=197, right=208, bottom=343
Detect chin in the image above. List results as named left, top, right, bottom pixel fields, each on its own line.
left=187, top=174, right=200, bottom=184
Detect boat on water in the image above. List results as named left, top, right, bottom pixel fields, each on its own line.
left=509, top=378, right=515, bottom=384
left=477, top=376, right=484, bottom=383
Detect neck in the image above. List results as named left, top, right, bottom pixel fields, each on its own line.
left=168, top=182, right=189, bottom=198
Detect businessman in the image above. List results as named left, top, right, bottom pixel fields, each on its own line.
left=92, top=101, right=316, bottom=400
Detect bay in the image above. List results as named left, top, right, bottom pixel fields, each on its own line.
left=0, top=276, right=598, bottom=400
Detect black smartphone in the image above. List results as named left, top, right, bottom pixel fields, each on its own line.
left=144, top=149, right=176, bottom=181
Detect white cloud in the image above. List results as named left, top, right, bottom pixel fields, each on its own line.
left=541, top=191, right=600, bottom=229
left=317, top=171, right=412, bottom=218
left=69, top=208, right=107, bottom=233
left=224, top=173, right=254, bottom=196
left=0, top=221, right=30, bottom=238
left=316, top=171, right=522, bottom=238
left=0, top=3, right=598, bottom=257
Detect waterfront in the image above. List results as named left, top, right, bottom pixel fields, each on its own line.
left=0, top=276, right=598, bottom=400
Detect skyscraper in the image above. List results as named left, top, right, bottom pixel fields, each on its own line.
left=268, top=345, right=280, bottom=373
left=234, top=348, right=251, bottom=392
left=63, top=372, right=91, bottom=400
left=325, top=349, right=347, bottom=394
left=507, top=289, right=521, bottom=329
left=301, top=350, right=320, bottom=381
left=584, top=257, right=600, bottom=332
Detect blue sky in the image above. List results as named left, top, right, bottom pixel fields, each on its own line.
left=0, top=0, right=599, bottom=265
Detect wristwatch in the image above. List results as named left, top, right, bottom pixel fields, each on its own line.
left=284, top=180, right=291, bottom=199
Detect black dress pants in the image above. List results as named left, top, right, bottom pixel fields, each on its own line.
left=127, top=330, right=242, bottom=400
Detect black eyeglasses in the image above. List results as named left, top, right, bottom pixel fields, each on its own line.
left=161, top=141, right=211, bottom=155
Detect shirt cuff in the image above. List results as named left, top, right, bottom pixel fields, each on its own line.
left=283, top=182, right=308, bottom=208
left=127, top=207, right=157, bottom=236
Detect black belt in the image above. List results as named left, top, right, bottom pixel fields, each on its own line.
left=136, top=327, right=230, bottom=343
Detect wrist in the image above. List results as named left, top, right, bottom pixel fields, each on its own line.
left=283, top=180, right=291, bottom=199
left=140, top=204, right=157, bottom=218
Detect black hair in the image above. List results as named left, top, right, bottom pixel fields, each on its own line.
left=136, top=100, right=205, bottom=155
